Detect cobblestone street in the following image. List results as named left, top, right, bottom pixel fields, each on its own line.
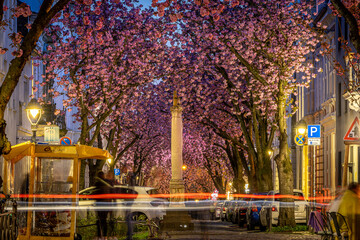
left=162, top=220, right=321, bottom=240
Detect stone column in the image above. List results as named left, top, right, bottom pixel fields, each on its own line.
left=169, top=91, right=185, bottom=206
left=160, top=91, right=193, bottom=232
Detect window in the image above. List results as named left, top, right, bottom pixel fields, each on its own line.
left=274, top=192, right=304, bottom=201
left=18, top=102, right=22, bottom=126
left=113, top=187, right=138, bottom=199
left=344, top=23, right=348, bottom=41
left=293, top=192, right=305, bottom=201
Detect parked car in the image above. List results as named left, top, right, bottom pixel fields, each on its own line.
left=215, top=201, right=223, bottom=220
left=259, top=189, right=309, bottom=227
left=226, top=200, right=237, bottom=222
left=78, top=185, right=168, bottom=220
left=246, top=193, right=267, bottom=231
left=221, top=201, right=230, bottom=221
left=231, top=201, right=241, bottom=224
left=185, top=200, right=216, bottom=220
left=236, top=198, right=250, bottom=227
left=230, top=199, right=248, bottom=225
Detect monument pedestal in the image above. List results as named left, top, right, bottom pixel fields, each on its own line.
left=160, top=179, right=194, bottom=231
left=169, top=179, right=185, bottom=204
left=160, top=210, right=194, bottom=231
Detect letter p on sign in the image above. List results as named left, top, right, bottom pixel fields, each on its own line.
left=311, top=127, right=317, bottom=135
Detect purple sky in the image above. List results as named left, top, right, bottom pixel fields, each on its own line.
left=23, top=0, right=152, bottom=12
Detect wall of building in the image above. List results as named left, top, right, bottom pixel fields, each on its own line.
left=293, top=1, right=339, bottom=199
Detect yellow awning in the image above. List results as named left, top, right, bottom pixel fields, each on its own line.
left=3, top=141, right=33, bottom=164
left=3, top=142, right=112, bottom=164
left=76, top=144, right=112, bottom=160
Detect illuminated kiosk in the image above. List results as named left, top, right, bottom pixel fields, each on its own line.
left=3, top=142, right=112, bottom=240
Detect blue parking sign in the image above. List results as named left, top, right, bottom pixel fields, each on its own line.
left=114, top=168, right=120, bottom=176
left=308, top=125, right=321, bottom=138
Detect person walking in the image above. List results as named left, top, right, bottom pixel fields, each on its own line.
left=124, top=187, right=134, bottom=240
left=94, top=171, right=113, bottom=239
left=337, top=182, right=360, bottom=240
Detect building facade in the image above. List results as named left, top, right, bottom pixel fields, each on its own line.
left=293, top=0, right=359, bottom=201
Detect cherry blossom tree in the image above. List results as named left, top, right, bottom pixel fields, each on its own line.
left=0, top=0, right=71, bottom=155
left=182, top=130, right=233, bottom=194
left=161, top=0, right=319, bottom=226
left=109, top=84, right=172, bottom=185
left=42, top=0, right=173, bottom=188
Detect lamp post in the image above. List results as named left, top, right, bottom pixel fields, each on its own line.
left=25, top=98, right=43, bottom=143
left=296, top=120, right=306, bottom=197
left=267, top=148, right=275, bottom=190
left=296, top=119, right=317, bottom=209
left=297, top=120, right=307, bottom=135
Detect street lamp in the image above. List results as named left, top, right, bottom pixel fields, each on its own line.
left=297, top=119, right=307, bottom=135
left=296, top=119, right=317, bottom=209
left=25, top=98, right=43, bottom=142
left=182, top=164, right=187, bottom=171
left=267, top=148, right=275, bottom=189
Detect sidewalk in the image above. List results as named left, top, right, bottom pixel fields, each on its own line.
left=162, top=232, right=321, bottom=240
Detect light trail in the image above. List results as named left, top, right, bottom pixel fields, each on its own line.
left=1, top=192, right=336, bottom=201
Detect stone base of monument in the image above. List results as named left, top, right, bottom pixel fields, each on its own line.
left=160, top=210, right=194, bottom=231
left=160, top=179, right=194, bottom=231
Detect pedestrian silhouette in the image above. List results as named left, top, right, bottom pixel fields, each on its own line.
left=94, top=171, right=113, bottom=238
left=124, top=187, right=135, bottom=240
left=337, top=182, right=360, bottom=240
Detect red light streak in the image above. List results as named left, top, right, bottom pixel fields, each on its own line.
left=0, top=192, right=336, bottom=202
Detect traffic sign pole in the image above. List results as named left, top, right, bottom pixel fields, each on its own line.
left=307, top=124, right=321, bottom=210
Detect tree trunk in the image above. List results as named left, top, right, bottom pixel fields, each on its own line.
left=255, top=153, right=273, bottom=192
left=0, top=119, right=10, bottom=154
left=276, top=79, right=296, bottom=227
left=233, top=173, right=245, bottom=195
left=212, top=176, right=226, bottom=195
left=79, top=160, right=87, bottom=190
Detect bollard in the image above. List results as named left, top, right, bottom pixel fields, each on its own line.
left=306, top=205, right=311, bottom=231
left=267, top=207, right=272, bottom=231
left=306, top=205, right=311, bottom=222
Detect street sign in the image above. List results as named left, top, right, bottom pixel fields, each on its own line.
left=114, top=168, right=120, bottom=176
left=308, top=138, right=321, bottom=145
left=308, top=125, right=321, bottom=138
left=211, top=189, right=219, bottom=201
left=344, top=117, right=360, bottom=141
left=60, top=136, right=72, bottom=145
left=295, top=134, right=306, bottom=146
left=44, top=126, right=59, bottom=143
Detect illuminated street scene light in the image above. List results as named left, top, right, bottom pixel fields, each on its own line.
left=25, top=98, right=43, bottom=142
